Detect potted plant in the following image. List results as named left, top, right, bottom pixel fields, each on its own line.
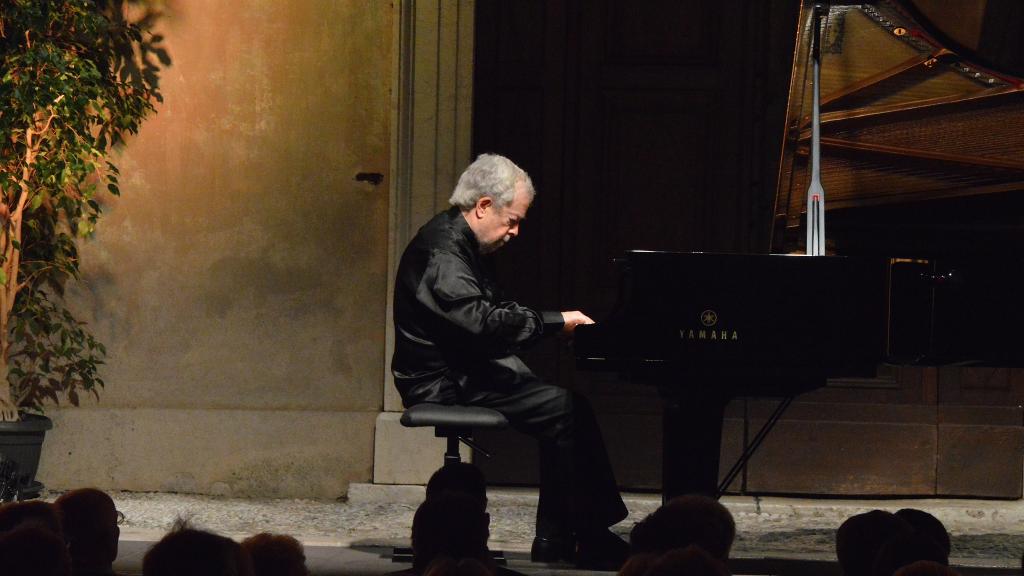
left=0, top=0, right=167, bottom=498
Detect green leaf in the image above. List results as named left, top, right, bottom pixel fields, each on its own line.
left=0, top=0, right=164, bottom=413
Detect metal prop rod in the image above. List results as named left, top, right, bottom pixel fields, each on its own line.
left=806, top=2, right=827, bottom=256
left=716, top=396, right=795, bottom=498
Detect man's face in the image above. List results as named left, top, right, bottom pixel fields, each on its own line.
left=474, top=180, right=532, bottom=254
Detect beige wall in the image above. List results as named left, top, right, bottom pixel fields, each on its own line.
left=37, top=0, right=394, bottom=498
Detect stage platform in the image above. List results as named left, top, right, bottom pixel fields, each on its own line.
left=93, top=485, right=1023, bottom=575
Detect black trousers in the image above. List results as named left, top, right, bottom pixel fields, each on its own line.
left=415, top=377, right=628, bottom=539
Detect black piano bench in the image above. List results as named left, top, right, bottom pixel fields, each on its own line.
left=400, top=404, right=509, bottom=466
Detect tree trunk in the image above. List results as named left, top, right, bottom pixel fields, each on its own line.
left=0, top=124, right=35, bottom=423
left=0, top=361, right=15, bottom=422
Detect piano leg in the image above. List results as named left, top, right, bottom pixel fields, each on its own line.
left=661, top=391, right=729, bottom=503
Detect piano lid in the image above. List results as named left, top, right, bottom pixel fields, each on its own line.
left=771, top=0, right=1024, bottom=254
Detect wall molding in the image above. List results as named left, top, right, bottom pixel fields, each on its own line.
left=377, top=0, right=475, bottom=483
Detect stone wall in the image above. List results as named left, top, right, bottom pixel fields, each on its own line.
left=36, top=0, right=393, bottom=498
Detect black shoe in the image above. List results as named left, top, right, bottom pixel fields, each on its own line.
left=530, top=536, right=575, bottom=564
left=576, top=529, right=629, bottom=571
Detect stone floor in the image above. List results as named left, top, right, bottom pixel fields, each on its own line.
left=61, top=485, right=1024, bottom=575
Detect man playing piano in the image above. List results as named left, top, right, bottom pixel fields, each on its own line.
left=391, top=153, right=629, bottom=569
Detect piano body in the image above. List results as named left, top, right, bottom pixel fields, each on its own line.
left=574, top=0, right=1024, bottom=500
left=576, top=251, right=889, bottom=499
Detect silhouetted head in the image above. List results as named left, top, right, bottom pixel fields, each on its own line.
left=872, top=532, right=948, bottom=576
left=0, top=524, right=72, bottom=576
left=894, top=560, right=960, bottom=576
left=618, top=553, right=660, bottom=576
left=412, top=492, right=493, bottom=575
left=895, top=509, right=951, bottom=558
left=241, top=532, right=309, bottom=576
left=630, top=494, right=736, bottom=561
left=423, top=555, right=495, bottom=576
left=426, top=463, right=487, bottom=509
left=836, top=510, right=914, bottom=576
left=143, top=520, right=253, bottom=576
left=645, top=545, right=729, bottom=576
left=54, top=488, right=120, bottom=570
left=0, top=499, right=63, bottom=535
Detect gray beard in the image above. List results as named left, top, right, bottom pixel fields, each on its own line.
left=478, top=234, right=510, bottom=254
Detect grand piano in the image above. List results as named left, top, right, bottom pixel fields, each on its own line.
left=573, top=0, right=1024, bottom=501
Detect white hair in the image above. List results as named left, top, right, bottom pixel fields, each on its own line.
left=449, top=153, right=535, bottom=210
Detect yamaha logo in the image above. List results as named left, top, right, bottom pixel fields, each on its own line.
left=700, top=310, right=718, bottom=327
left=681, top=309, right=739, bottom=342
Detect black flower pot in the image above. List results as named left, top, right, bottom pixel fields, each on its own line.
left=0, top=414, right=53, bottom=500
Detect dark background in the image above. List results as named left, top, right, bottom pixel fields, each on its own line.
left=471, top=0, right=801, bottom=490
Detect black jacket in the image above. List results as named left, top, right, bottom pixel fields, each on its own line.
left=391, top=207, right=563, bottom=405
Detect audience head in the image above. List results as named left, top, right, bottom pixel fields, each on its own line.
left=142, top=520, right=253, bottom=576
left=55, top=488, right=120, bottom=570
left=893, top=560, right=960, bottom=576
left=423, top=555, right=495, bottom=576
left=241, top=532, right=309, bottom=576
left=412, top=491, right=493, bottom=575
left=871, top=532, right=948, bottom=576
left=895, top=509, right=951, bottom=558
left=0, top=499, right=62, bottom=534
left=836, top=510, right=914, bottom=576
left=426, top=463, right=487, bottom=509
left=618, top=553, right=659, bottom=576
left=0, top=524, right=72, bottom=576
left=630, top=494, right=736, bottom=561
left=645, top=545, right=729, bottom=576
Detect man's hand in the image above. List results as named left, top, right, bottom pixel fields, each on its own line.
left=560, top=310, right=595, bottom=337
